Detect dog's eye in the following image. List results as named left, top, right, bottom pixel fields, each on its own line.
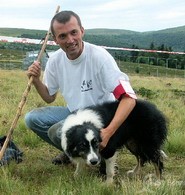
left=92, top=138, right=99, bottom=148
left=79, top=142, right=86, bottom=149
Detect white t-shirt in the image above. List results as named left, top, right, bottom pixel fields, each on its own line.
left=43, top=42, right=136, bottom=112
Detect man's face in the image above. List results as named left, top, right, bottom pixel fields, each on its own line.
left=53, top=16, right=85, bottom=60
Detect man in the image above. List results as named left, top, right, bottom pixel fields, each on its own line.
left=25, top=11, right=136, bottom=166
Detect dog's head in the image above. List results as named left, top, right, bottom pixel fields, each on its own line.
left=63, top=122, right=102, bottom=166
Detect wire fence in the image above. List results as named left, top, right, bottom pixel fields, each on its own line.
left=0, top=50, right=185, bottom=79
left=119, top=61, right=185, bottom=79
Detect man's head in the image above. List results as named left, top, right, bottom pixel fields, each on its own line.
left=50, top=11, right=85, bottom=60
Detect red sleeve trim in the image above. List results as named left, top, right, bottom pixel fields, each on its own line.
left=113, top=81, right=137, bottom=100
left=113, top=84, right=126, bottom=99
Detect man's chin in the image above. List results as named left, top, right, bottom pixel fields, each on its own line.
left=67, top=50, right=81, bottom=59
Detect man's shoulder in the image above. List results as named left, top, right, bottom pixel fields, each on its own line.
left=84, top=42, right=110, bottom=57
left=49, top=48, right=64, bottom=57
left=47, top=48, right=65, bottom=64
left=84, top=41, right=103, bottom=50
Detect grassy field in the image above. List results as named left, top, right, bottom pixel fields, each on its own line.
left=0, top=69, right=185, bottom=194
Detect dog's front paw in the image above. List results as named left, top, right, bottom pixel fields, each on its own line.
left=127, top=170, right=136, bottom=178
left=127, top=168, right=141, bottom=178
left=105, top=177, right=114, bottom=185
left=143, top=174, right=158, bottom=182
left=73, top=167, right=81, bottom=178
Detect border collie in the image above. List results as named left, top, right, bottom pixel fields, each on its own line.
left=61, top=99, right=168, bottom=183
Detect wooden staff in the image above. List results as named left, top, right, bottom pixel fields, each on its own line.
left=0, top=5, right=60, bottom=161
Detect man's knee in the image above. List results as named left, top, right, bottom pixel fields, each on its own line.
left=25, top=111, right=33, bottom=129
left=24, top=109, right=41, bottom=130
left=48, top=121, right=63, bottom=149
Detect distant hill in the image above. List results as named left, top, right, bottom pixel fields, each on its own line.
left=0, top=26, right=185, bottom=51
left=84, top=26, right=185, bottom=52
left=0, top=28, right=46, bottom=39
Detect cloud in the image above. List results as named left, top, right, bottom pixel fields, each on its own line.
left=0, top=0, right=185, bottom=31
left=0, top=0, right=52, bottom=8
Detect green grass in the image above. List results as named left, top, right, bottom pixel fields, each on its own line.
left=0, top=70, right=185, bottom=194
left=119, top=61, right=185, bottom=78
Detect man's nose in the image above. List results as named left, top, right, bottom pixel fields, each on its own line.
left=66, top=35, right=74, bottom=43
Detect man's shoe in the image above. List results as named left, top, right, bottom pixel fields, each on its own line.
left=52, top=153, right=71, bottom=165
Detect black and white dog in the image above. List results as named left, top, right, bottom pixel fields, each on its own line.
left=61, top=99, right=167, bottom=183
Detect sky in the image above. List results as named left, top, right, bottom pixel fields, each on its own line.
left=0, top=0, right=185, bottom=32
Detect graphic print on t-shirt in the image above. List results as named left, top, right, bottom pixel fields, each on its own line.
left=81, top=80, right=93, bottom=92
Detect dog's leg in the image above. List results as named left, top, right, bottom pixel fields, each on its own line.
left=74, top=162, right=80, bottom=176
left=143, top=161, right=163, bottom=182
left=73, top=158, right=86, bottom=177
left=105, top=153, right=117, bottom=184
left=127, top=156, right=142, bottom=178
left=150, top=150, right=166, bottom=180
left=153, top=162, right=161, bottom=179
left=145, top=151, right=165, bottom=181
left=152, top=157, right=164, bottom=180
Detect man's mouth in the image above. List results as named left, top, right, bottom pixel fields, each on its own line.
left=67, top=44, right=77, bottom=50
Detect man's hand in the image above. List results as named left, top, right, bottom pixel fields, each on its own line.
left=27, top=61, right=41, bottom=82
left=100, top=127, right=112, bottom=150
left=99, top=97, right=136, bottom=150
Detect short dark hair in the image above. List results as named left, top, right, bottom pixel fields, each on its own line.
left=50, top=11, right=82, bottom=36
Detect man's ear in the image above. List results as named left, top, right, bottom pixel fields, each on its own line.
left=81, top=27, right=85, bottom=37
left=52, top=35, right=58, bottom=45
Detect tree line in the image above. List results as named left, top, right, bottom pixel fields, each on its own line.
left=110, top=43, right=185, bottom=70
left=0, top=41, right=184, bottom=70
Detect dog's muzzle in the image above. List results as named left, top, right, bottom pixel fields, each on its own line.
left=89, top=158, right=100, bottom=165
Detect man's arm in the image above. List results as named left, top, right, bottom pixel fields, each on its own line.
left=100, top=96, right=136, bottom=149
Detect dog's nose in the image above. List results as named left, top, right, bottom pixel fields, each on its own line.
left=90, top=158, right=99, bottom=165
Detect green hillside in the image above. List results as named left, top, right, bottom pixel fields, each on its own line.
left=84, top=26, right=185, bottom=51
left=0, top=28, right=47, bottom=39
left=0, top=26, right=185, bottom=51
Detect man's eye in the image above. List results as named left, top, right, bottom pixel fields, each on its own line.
left=59, top=34, right=66, bottom=39
left=72, top=30, right=77, bottom=35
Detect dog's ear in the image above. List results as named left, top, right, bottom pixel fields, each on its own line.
left=99, top=135, right=102, bottom=142
left=64, top=127, right=75, bottom=153
left=65, top=126, right=81, bottom=154
left=93, top=127, right=102, bottom=142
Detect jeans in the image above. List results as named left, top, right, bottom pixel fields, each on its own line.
left=25, top=106, right=71, bottom=150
